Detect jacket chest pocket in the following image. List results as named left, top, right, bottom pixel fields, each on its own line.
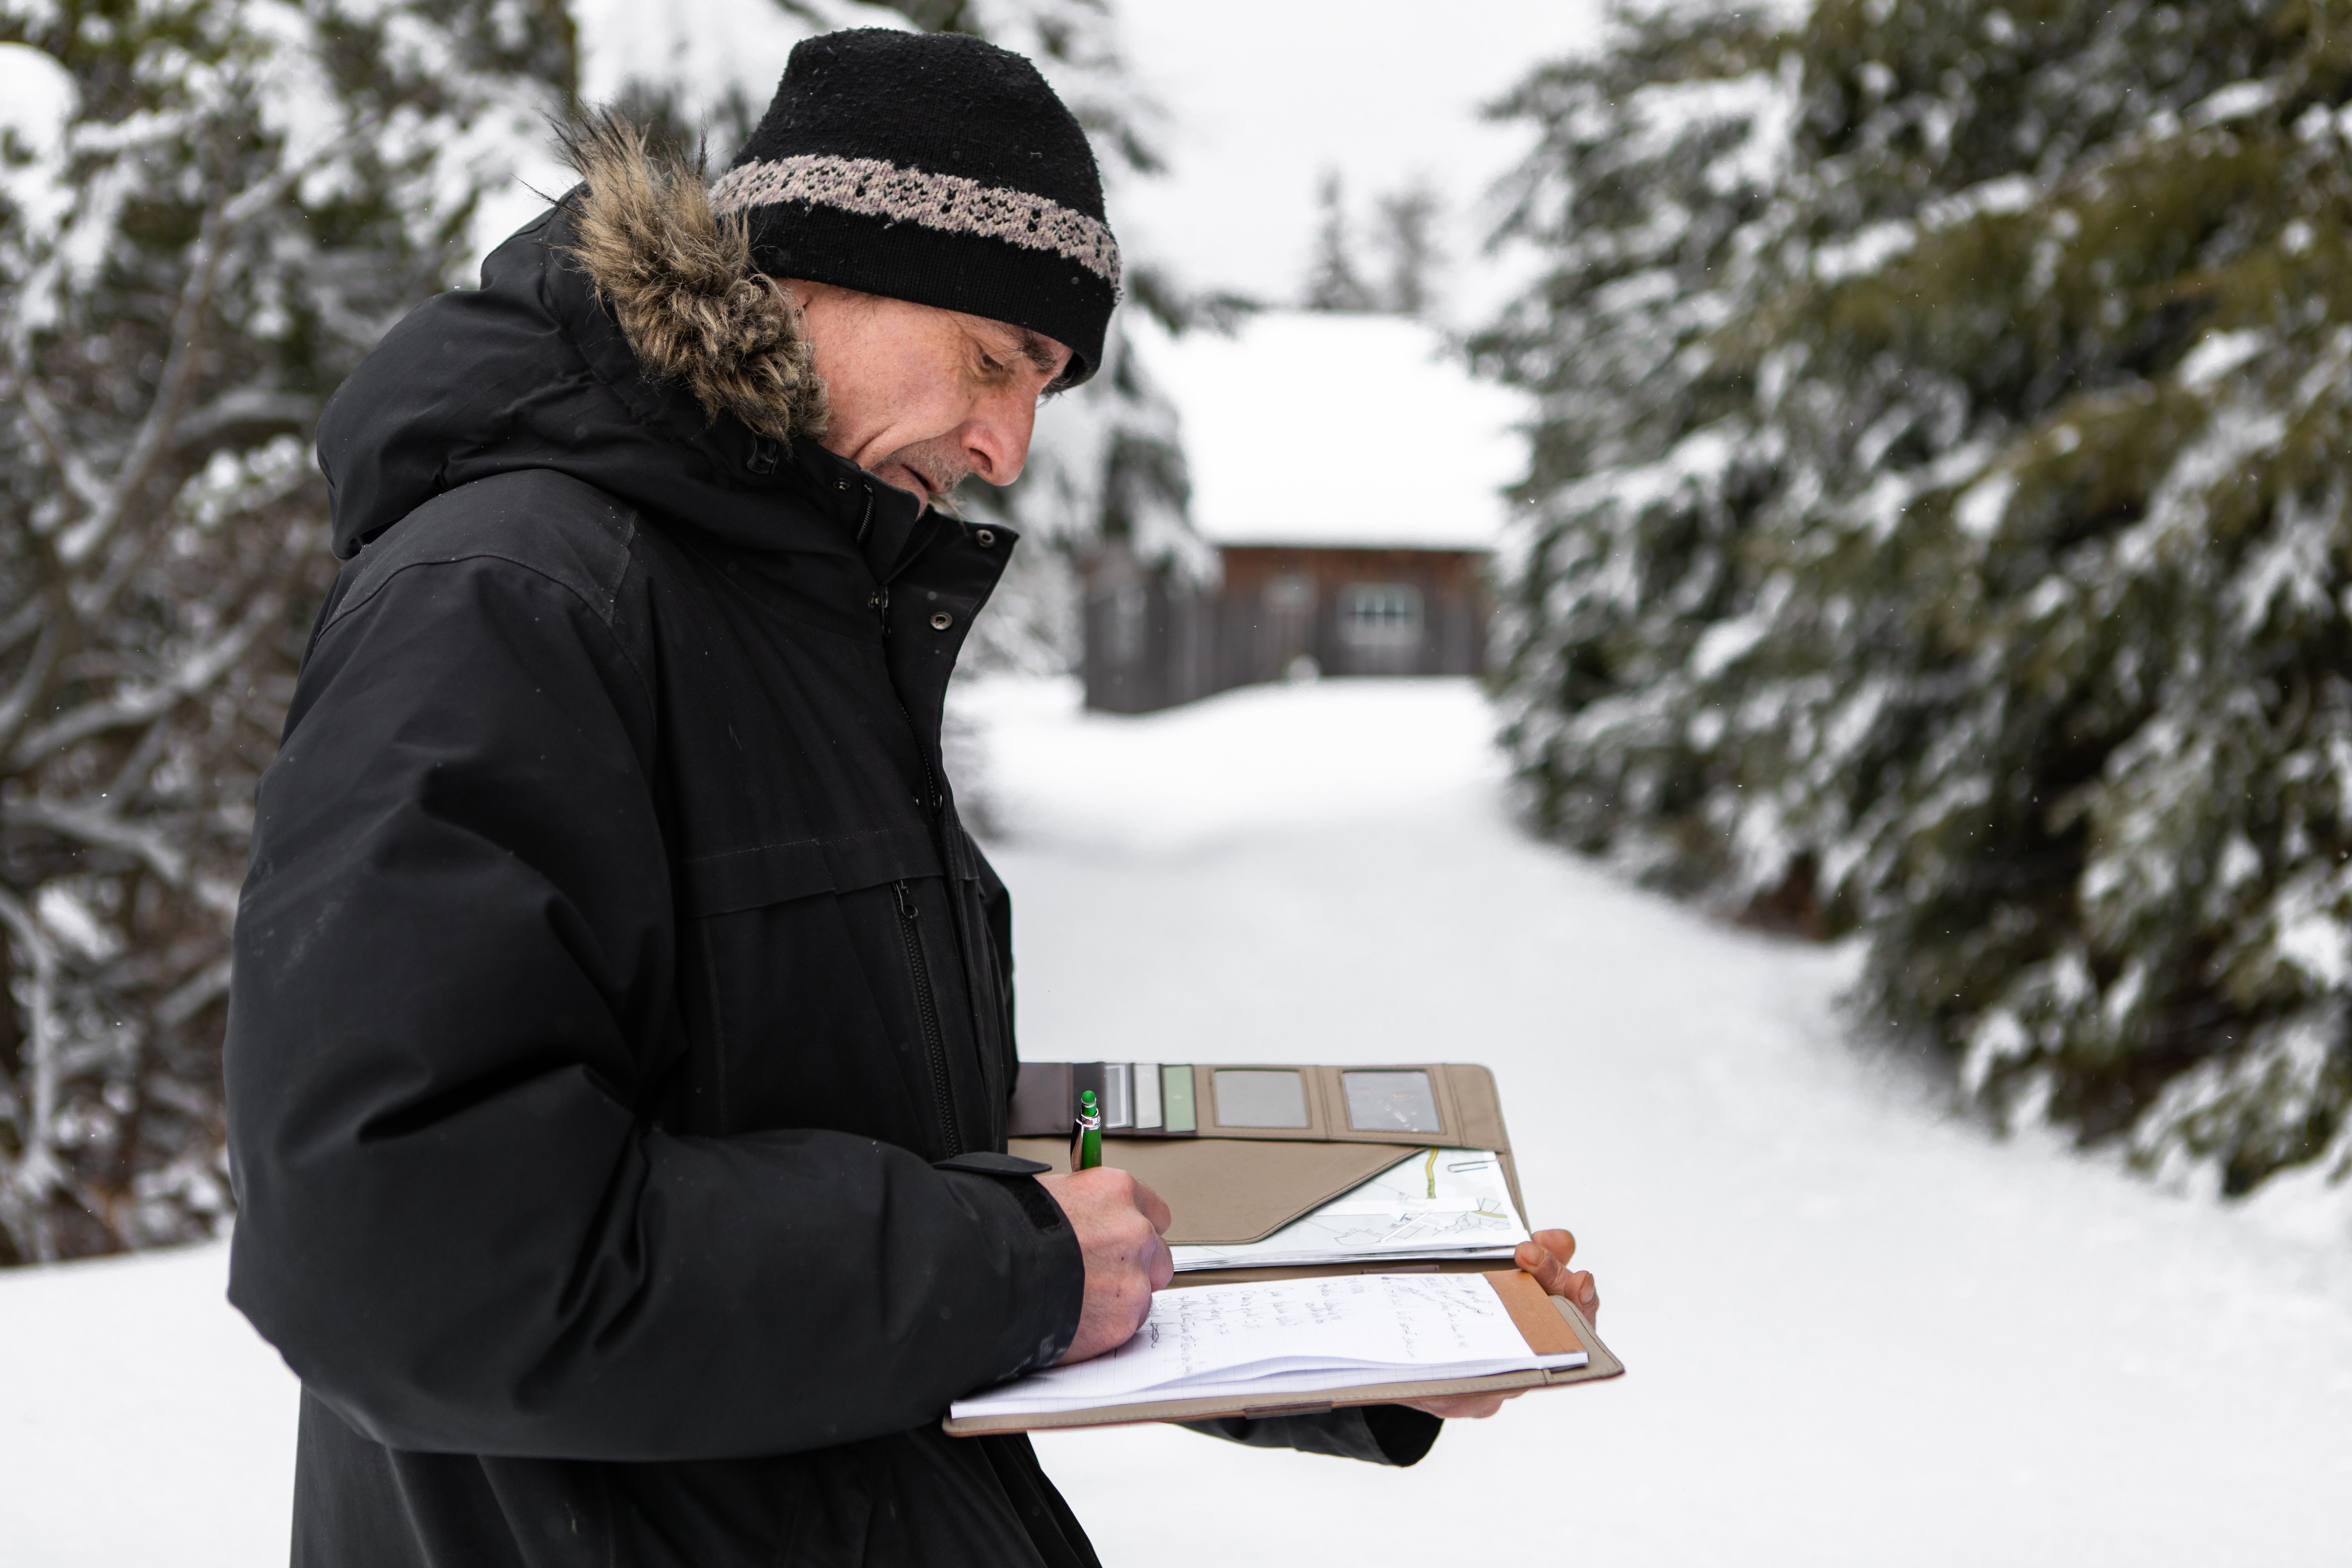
left=664, top=827, right=987, bottom=1158
left=671, top=825, right=943, bottom=918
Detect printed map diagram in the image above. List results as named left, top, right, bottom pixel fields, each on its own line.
left=1170, top=1148, right=1531, bottom=1271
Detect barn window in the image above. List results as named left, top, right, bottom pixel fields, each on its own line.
left=1339, top=582, right=1422, bottom=648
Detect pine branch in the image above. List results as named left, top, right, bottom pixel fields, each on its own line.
left=0, top=798, right=194, bottom=887
left=170, top=387, right=316, bottom=448
left=1, top=360, right=110, bottom=519
left=73, top=452, right=313, bottom=631
left=0, top=599, right=47, bottom=661
left=8, top=588, right=284, bottom=767
left=0, top=618, right=65, bottom=758
left=154, top=955, right=233, bottom=1028
left=0, top=885, right=67, bottom=1264
left=54, top=206, right=236, bottom=568
left=54, top=121, right=377, bottom=570
left=99, top=711, right=180, bottom=809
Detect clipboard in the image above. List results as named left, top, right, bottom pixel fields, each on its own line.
left=941, top=1269, right=1622, bottom=1436
left=943, top=1061, right=1626, bottom=1436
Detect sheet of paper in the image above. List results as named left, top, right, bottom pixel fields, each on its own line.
left=952, top=1272, right=1584, bottom=1419
left=1169, top=1147, right=1531, bottom=1271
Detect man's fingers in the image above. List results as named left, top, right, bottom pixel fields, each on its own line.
left=1099, top=1176, right=1171, bottom=1295
left=1557, top=1269, right=1598, bottom=1325
left=1514, top=1231, right=1599, bottom=1324
left=1515, top=1231, right=1581, bottom=1291
left=1037, top=1169, right=1182, bottom=1365
left=1130, top=1177, right=1173, bottom=1237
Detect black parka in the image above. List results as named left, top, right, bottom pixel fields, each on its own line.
left=224, top=195, right=1435, bottom=1568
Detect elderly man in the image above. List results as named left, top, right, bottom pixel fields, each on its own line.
left=224, top=28, right=1595, bottom=1568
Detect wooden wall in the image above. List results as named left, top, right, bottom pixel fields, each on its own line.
left=1083, top=543, right=1489, bottom=713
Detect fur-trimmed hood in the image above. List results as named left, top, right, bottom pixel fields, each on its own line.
left=556, top=114, right=828, bottom=446
left=314, top=128, right=924, bottom=566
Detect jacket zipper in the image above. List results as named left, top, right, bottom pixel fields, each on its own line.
left=895, top=879, right=961, bottom=1157
left=871, top=483, right=958, bottom=1153
left=872, top=581, right=943, bottom=813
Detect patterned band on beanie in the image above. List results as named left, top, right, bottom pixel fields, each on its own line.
left=722, top=28, right=1118, bottom=379
left=712, top=155, right=1120, bottom=287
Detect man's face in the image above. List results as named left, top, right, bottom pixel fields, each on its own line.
left=780, top=280, right=1073, bottom=512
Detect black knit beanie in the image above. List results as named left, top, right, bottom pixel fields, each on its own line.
left=714, top=29, right=1119, bottom=383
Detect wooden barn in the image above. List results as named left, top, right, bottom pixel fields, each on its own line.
left=1082, top=312, right=1523, bottom=714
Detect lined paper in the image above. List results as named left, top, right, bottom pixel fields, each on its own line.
left=952, top=1272, right=1584, bottom=1419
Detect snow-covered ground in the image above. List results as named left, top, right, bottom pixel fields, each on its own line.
left=4, top=1231, right=296, bottom=1563
left=7, top=678, right=2349, bottom=1566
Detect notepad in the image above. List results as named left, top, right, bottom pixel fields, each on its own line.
left=1168, top=1147, right=1531, bottom=1272
left=950, top=1271, right=1587, bottom=1420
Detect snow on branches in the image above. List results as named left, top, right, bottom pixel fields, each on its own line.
left=0, top=0, right=566, bottom=1262
left=1480, top=0, right=2352, bottom=1197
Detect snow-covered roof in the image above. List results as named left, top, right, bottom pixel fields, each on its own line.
left=1134, top=311, right=1526, bottom=551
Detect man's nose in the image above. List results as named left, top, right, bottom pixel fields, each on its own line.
left=961, top=388, right=1040, bottom=486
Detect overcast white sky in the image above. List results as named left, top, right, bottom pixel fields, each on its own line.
left=1107, top=0, right=1605, bottom=321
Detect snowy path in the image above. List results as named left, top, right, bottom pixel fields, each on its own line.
left=5, top=678, right=2347, bottom=1566
left=972, top=679, right=2352, bottom=1565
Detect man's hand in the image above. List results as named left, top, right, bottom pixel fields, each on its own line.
left=1037, top=1167, right=1174, bottom=1365
left=1399, top=1228, right=1598, bottom=1420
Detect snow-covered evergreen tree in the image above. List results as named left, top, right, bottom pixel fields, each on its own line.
left=1304, top=170, right=1379, bottom=313
left=1373, top=181, right=1443, bottom=320
left=0, top=0, right=568, bottom=1262
left=1302, top=169, right=1447, bottom=319
left=1481, top=0, right=2352, bottom=1195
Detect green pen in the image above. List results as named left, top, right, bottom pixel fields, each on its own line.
left=1072, top=1088, right=1103, bottom=1170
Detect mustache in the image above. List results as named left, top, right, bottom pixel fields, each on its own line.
left=899, top=447, right=973, bottom=515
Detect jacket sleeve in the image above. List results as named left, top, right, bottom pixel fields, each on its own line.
left=1182, top=1406, right=1443, bottom=1467
left=224, top=545, right=1082, bottom=1462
